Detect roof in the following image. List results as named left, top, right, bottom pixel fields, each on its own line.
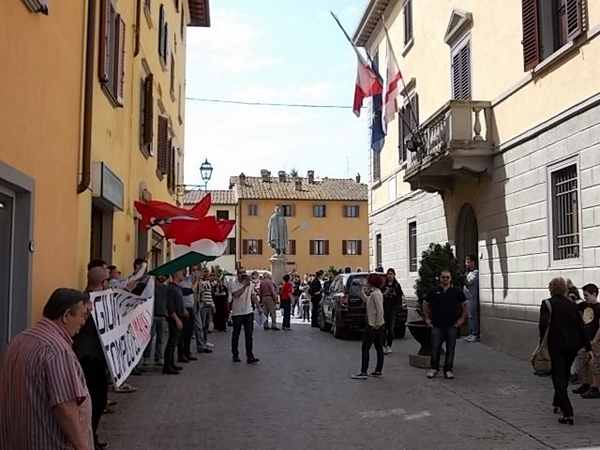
left=189, top=0, right=210, bottom=27
left=352, top=0, right=393, bottom=47
left=183, top=189, right=236, bottom=205
left=229, top=176, right=368, bottom=201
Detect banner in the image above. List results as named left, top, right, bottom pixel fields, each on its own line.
left=89, top=278, right=154, bottom=387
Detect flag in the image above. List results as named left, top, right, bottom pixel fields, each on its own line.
left=353, top=50, right=384, bottom=117
left=160, top=216, right=235, bottom=246
left=134, top=193, right=212, bottom=229
left=371, top=56, right=385, bottom=152
left=383, top=30, right=403, bottom=128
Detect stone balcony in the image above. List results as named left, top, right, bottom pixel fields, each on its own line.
left=403, top=100, right=497, bottom=193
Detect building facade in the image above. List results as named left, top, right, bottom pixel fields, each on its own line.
left=178, top=189, right=237, bottom=273
left=355, top=0, right=600, bottom=358
left=0, top=1, right=87, bottom=349
left=230, top=171, right=369, bottom=276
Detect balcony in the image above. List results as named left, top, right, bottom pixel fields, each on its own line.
left=404, top=100, right=496, bottom=193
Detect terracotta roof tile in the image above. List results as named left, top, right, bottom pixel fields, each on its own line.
left=183, top=189, right=236, bottom=205
left=229, top=176, right=367, bottom=201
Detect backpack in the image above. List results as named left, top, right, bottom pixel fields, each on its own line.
left=530, top=299, right=552, bottom=376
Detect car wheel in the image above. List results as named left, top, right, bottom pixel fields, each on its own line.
left=395, top=323, right=406, bottom=339
left=332, top=311, right=344, bottom=339
left=319, top=308, right=331, bottom=332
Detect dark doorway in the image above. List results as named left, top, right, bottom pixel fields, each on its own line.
left=90, top=202, right=114, bottom=263
left=0, top=191, right=14, bottom=350
left=456, top=204, right=478, bottom=267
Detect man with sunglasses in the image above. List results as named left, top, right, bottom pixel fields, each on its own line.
left=424, top=270, right=467, bottom=380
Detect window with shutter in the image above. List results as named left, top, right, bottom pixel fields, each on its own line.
left=157, top=116, right=169, bottom=177
left=141, top=74, right=154, bottom=153
left=242, top=239, right=248, bottom=255
left=357, top=240, right=362, bottom=256
left=98, top=1, right=126, bottom=107
left=164, top=24, right=170, bottom=67
left=158, top=5, right=165, bottom=60
left=403, top=0, right=413, bottom=44
left=451, top=40, right=471, bottom=100
left=116, top=16, right=126, bottom=106
left=257, top=240, right=263, bottom=255
left=288, top=240, right=296, bottom=255
left=522, top=0, right=540, bottom=70
left=342, top=240, right=347, bottom=255
left=170, top=55, right=175, bottom=98
left=399, top=93, right=419, bottom=162
left=309, top=240, right=315, bottom=255
left=99, top=0, right=112, bottom=82
left=324, top=240, right=329, bottom=255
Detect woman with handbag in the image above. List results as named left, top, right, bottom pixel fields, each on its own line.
left=539, top=277, right=592, bottom=425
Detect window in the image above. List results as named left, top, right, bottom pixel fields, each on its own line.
left=170, top=55, right=175, bottom=99
left=310, top=240, right=329, bottom=256
left=151, top=230, right=163, bottom=269
left=174, top=0, right=179, bottom=11
left=156, top=116, right=169, bottom=178
left=279, top=204, right=295, bottom=217
left=313, top=205, right=326, bottom=217
left=408, top=221, right=417, bottom=272
left=403, top=0, right=413, bottom=44
left=178, top=84, right=183, bottom=124
left=136, top=218, right=148, bottom=259
left=166, top=143, right=176, bottom=193
left=248, top=204, right=258, bottom=216
left=522, top=0, right=587, bottom=71
left=180, top=7, right=185, bottom=39
left=139, top=74, right=154, bottom=155
left=216, top=210, right=229, bottom=220
left=398, top=93, right=419, bottom=163
left=158, top=5, right=169, bottom=67
left=551, top=164, right=580, bottom=261
left=375, top=234, right=382, bottom=268
left=243, top=239, right=262, bottom=255
left=288, top=240, right=296, bottom=255
left=343, top=240, right=362, bottom=256
left=344, top=205, right=360, bottom=218
left=224, top=237, right=236, bottom=255
left=99, top=0, right=126, bottom=106
left=451, top=39, right=471, bottom=100
left=372, top=150, right=381, bottom=181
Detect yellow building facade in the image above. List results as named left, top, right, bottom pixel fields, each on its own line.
left=0, top=1, right=87, bottom=349
left=230, top=172, right=369, bottom=276
left=355, top=0, right=600, bottom=357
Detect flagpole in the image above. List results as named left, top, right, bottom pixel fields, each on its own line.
left=330, top=11, right=379, bottom=73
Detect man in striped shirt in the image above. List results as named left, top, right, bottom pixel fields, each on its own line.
left=0, top=288, right=93, bottom=450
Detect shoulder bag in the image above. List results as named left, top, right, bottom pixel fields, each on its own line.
left=530, top=299, right=552, bottom=376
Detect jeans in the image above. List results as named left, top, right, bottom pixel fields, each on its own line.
left=291, top=295, right=299, bottom=316
left=302, top=303, right=310, bottom=321
left=431, top=326, right=458, bottom=372
left=178, top=307, right=194, bottom=359
left=361, top=326, right=385, bottom=373
left=80, top=358, right=108, bottom=444
left=311, top=299, right=321, bottom=327
left=550, top=347, right=578, bottom=417
left=383, top=305, right=398, bottom=347
left=231, top=313, right=255, bottom=360
left=468, top=298, right=480, bottom=337
left=194, top=303, right=212, bottom=351
left=143, top=316, right=167, bottom=363
left=164, top=318, right=181, bottom=370
left=281, top=300, right=291, bottom=328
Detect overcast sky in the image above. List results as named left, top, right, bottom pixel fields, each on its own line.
left=184, top=0, right=370, bottom=189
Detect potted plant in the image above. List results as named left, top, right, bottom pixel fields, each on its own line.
left=408, top=243, right=463, bottom=356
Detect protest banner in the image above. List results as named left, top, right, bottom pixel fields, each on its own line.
left=89, top=278, right=154, bottom=387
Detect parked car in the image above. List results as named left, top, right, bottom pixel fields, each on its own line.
left=318, top=272, right=408, bottom=339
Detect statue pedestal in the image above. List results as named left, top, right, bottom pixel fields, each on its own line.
left=270, top=254, right=287, bottom=285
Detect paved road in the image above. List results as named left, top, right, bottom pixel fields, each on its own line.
left=101, top=316, right=600, bottom=450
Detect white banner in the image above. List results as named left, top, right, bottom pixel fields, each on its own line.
left=89, top=278, right=154, bottom=387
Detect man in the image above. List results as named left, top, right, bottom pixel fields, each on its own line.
left=424, top=270, right=467, bottom=380
left=177, top=271, right=198, bottom=362
left=259, top=273, right=279, bottom=330
left=0, top=289, right=93, bottom=450
left=573, top=283, right=600, bottom=398
left=230, top=270, right=260, bottom=364
left=74, top=266, right=110, bottom=450
left=107, top=265, right=123, bottom=289
left=193, top=269, right=215, bottom=353
left=164, top=271, right=186, bottom=374
left=463, top=255, right=480, bottom=342
left=382, top=268, right=403, bottom=354
left=143, top=275, right=170, bottom=367
left=309, top=270, right=324, bottom=327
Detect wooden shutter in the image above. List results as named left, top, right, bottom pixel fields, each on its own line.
left=398, top=106, right=405, bottom=162
left=452, top=44, right=471, bottom=100
left=309, top=240, right=315, bottom=255
left=143, top=74, right=154, bottom=146
left=355, top=206, right=360, bottom=217
left=289, top=240, right=296, bottom=255
left=157, top=116, right=168, bottom=175
left=522, top=0, right=540, bottom=71
left=566, top=0, right=585, bottom=40
left=99, top=0, right=112, bottom=82
left=164, top=23, right=170, bottom=65
left=116, top=15, right=126, bottom=105
left=135, top=0, right=141, bottom=56
left=342, top=240, right=347, bottom=255
left=158, top=5, right=164, bottom=60
left=243, top=239, right=248, bottom=255
left=343, top=206, right=348, bottom=217
left=290, top=205, right=296, bottom=217
left=324, top=240, right=330, bottom=255
left=257, top=240, right=263, bottom=255
left=357, top=240, right=362, bottom=255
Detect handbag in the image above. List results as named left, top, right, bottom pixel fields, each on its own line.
left=530, top=299, right=552, bottom=376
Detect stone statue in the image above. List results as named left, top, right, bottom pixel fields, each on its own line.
left=267, top=206, right=288, bottom=255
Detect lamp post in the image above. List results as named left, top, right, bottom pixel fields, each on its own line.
left=199, top=158, right=213, bottom=191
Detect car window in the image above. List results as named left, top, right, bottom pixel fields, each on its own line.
left=331, top=277, right=341, bottom=293
left=346, top=276, right=368, bottom=297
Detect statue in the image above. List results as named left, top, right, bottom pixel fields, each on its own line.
left=267, top=206, right=288, bottom=255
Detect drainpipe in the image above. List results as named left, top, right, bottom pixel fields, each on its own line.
left=78, top=0, right=95, bottom=194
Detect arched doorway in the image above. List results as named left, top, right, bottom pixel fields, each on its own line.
left=456, top=204, right=478, bottom=267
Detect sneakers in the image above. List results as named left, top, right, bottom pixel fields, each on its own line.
left=369, top=371, right=383, bottom=377
left=352, top=372, right=368, bottom=380
left=383, top=346, right=391, bottom=355
left=444, top=370, right=455, bottom=380
left=581, top=387, right=600, bottom=399
left=465, top=335, right=479, bottom=343
left=573, top=384, right=590, bottom=394
left=247, top=357, right=260, bottom=364
left=427, top=369, right=439, bottom=379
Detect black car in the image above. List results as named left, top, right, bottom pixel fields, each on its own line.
left=318, top=273, right=408, bottom=339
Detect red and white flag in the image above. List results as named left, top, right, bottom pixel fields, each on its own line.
left=353, top=50, right=383, bottom=117
left=383, top=32, right=403, bottom=128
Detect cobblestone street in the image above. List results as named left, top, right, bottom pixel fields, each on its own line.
left=101, top=317, right=600, bottom=450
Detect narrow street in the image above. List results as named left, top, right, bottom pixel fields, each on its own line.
left=101, top=317, right=600, bottom=450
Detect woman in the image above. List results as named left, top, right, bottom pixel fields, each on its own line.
left=280, top=274, right=294, bottom=330
left=539, top=277, right=592, bottom=425
left=212, top=277, right=229, bottom=331
left=382, top=268, right=403, bottom=354
left=352, top=274, right=386, bottom=380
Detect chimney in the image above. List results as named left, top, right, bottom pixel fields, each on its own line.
left=239, top=172, right=246, bottom=184
left=356, top=173, right=361, bottom=183
left=307, top=170, right=315, bottom=184
left=295, top=178, right=302, bottom=191
left=278, top=170, right=287, bottom=182
left=260, top=169, right=270, bottom=183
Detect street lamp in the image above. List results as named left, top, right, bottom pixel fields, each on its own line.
left=200, top=158, right=213, bottom=190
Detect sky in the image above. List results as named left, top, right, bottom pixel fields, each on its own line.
left=184, top=0, right=370, bottom=189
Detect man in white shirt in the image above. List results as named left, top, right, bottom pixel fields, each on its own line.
left=229, top=270, right=260, bottom=364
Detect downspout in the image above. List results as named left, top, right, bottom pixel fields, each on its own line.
left=78, top=0, right=96, bottom=194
